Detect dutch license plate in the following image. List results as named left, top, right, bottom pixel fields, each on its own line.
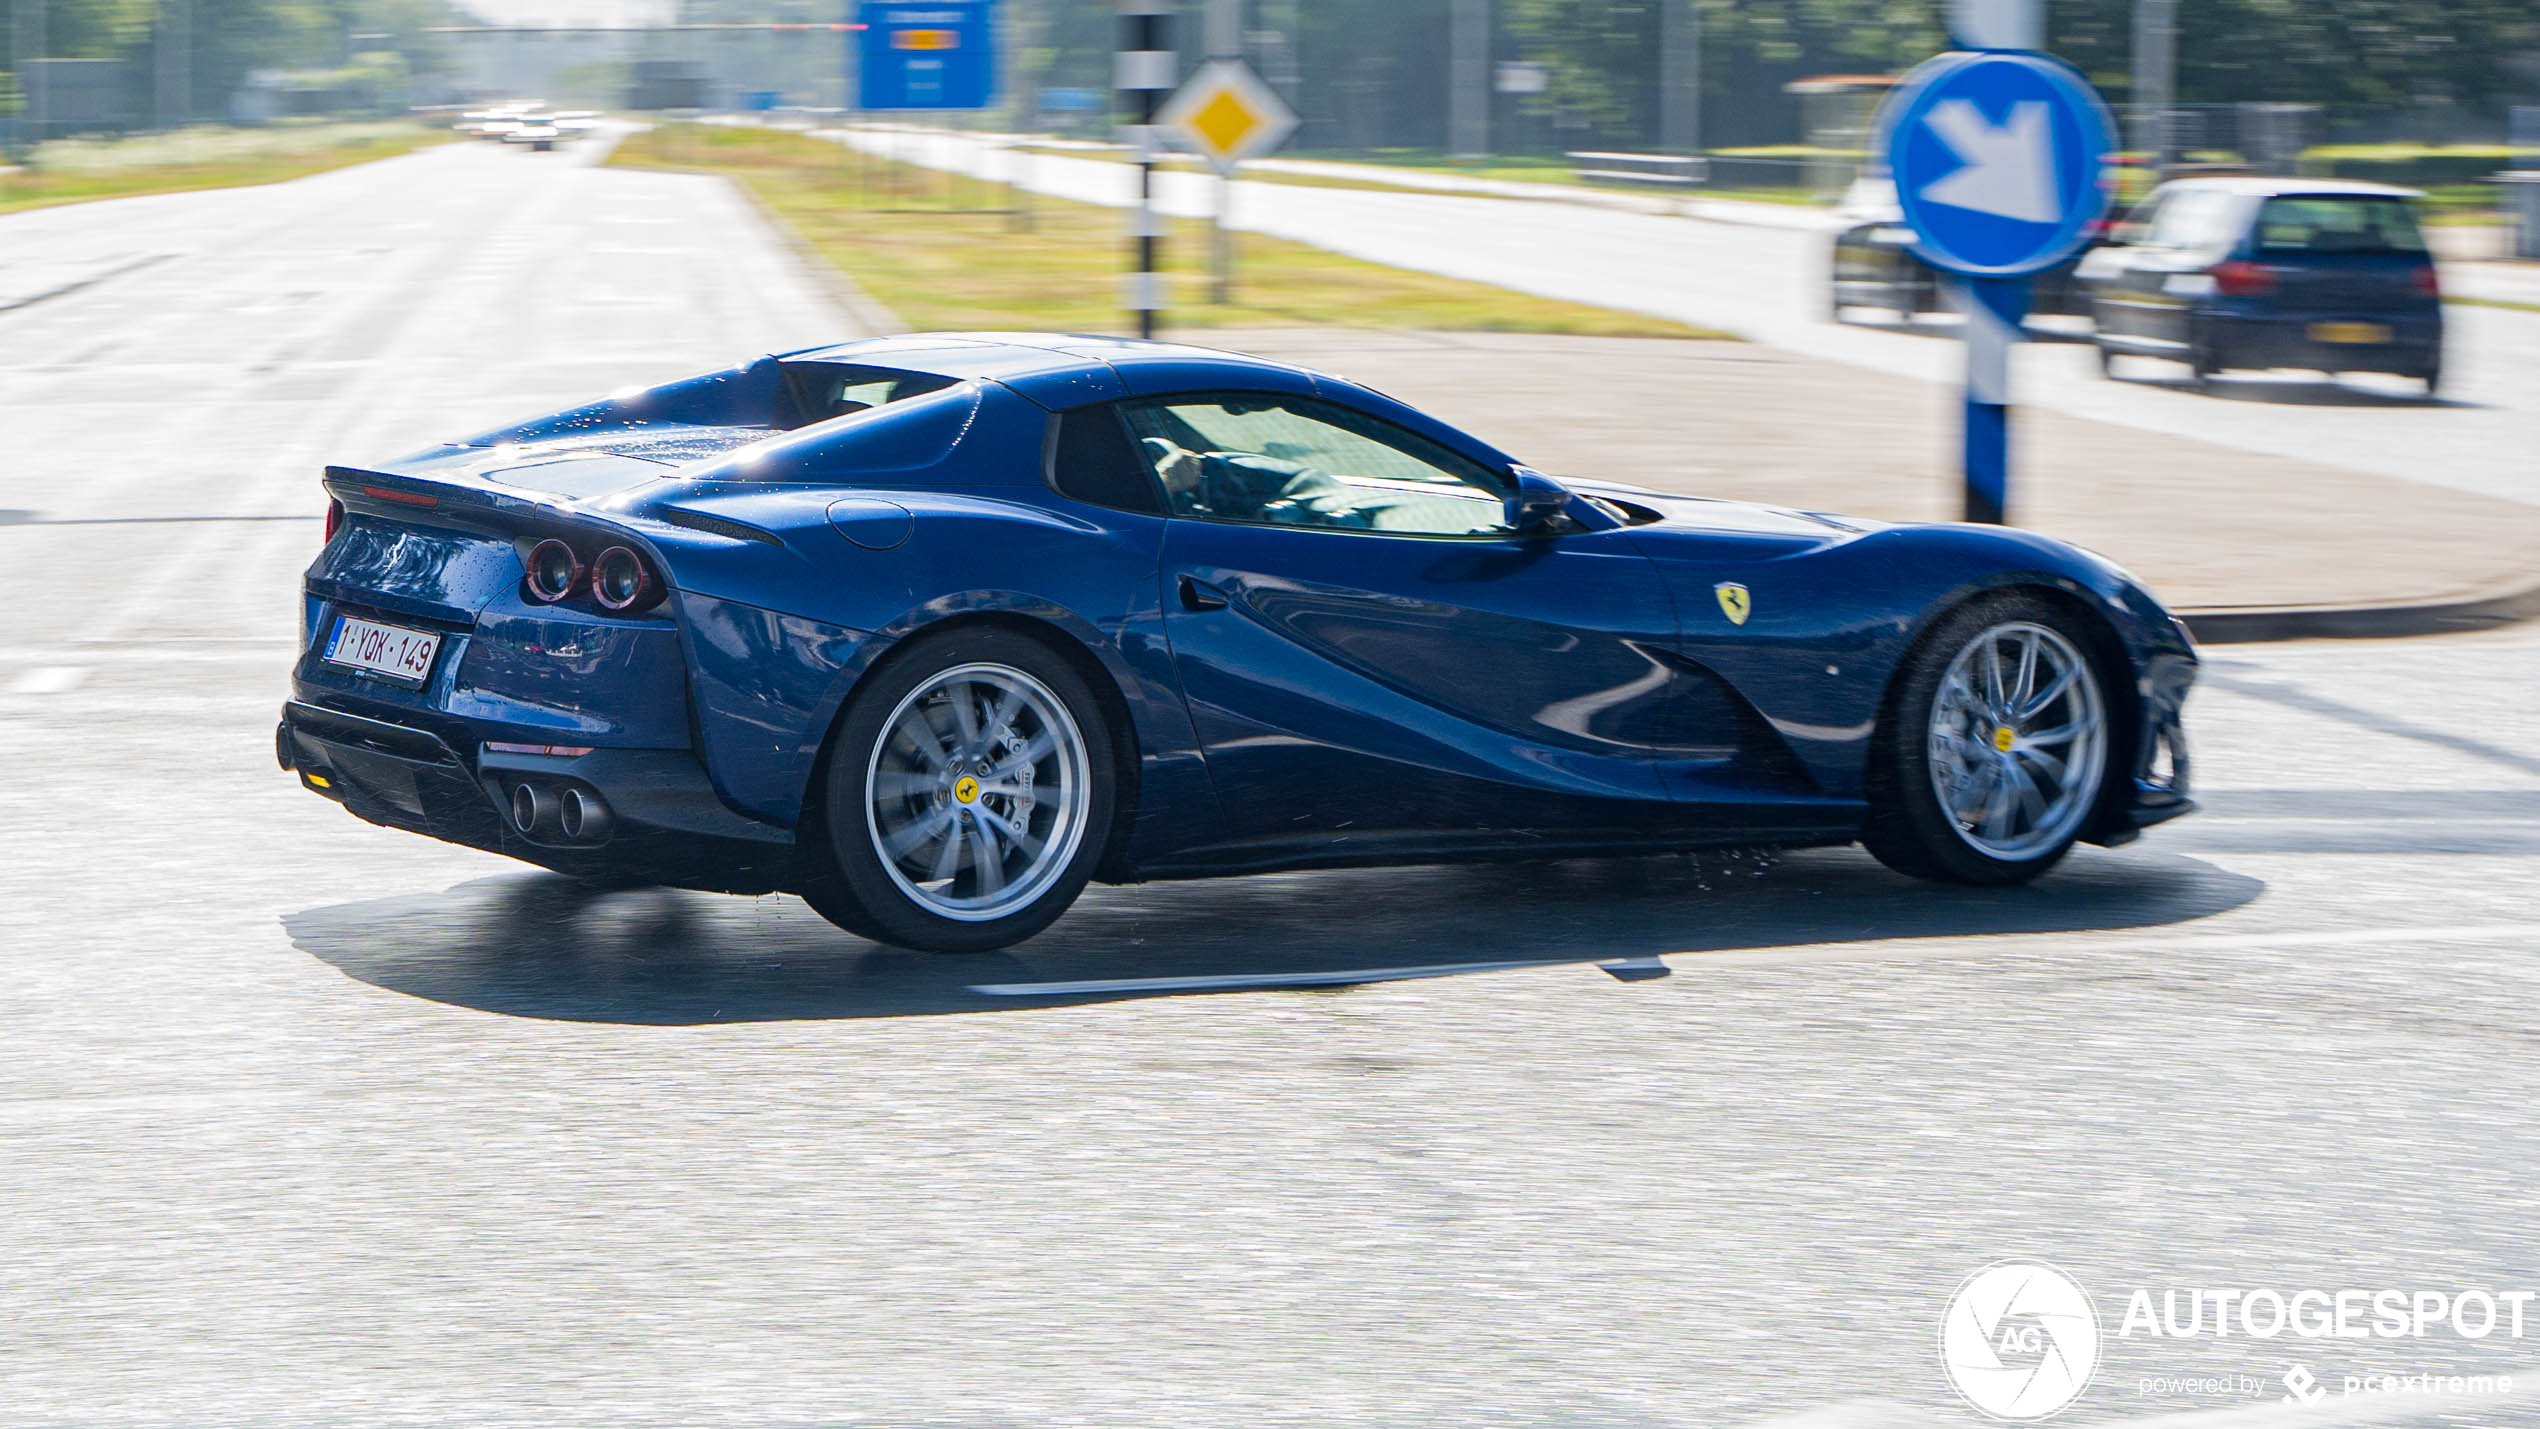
left=2309, top=321, right=2391, bottom=345
left=323, top=615, right=442, bottom=685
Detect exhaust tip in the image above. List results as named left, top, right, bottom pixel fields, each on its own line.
left=275, top=722, right=297, bottom=772
left=524, top=539, right=581, bottom=604
left=559, top=786, right=611, bottom=842
left=510, top=782, right=553, bottom=836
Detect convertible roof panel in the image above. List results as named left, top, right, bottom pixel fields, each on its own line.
left=775, top=331, right=1322, bottom=401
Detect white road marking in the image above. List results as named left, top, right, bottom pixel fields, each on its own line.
left=8, top=666, right=91, bottom=695
left=971, top=923, right=2540, bottom=997
left=972, top=956, right=1652, bottom=997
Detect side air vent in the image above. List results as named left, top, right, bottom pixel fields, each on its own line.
left=656, top=509, right=783, bottom=546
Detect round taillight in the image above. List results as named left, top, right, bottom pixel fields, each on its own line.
left=324, top=498, right=344, bottom=544
left=590, top=545, right=658, bottom=613
left=524, top=539, right=582, bottom=603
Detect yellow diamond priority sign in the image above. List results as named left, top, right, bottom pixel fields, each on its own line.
left=1157, top=59, right=1298, bottom=172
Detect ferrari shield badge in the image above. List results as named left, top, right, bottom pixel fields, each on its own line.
left=1714, top=582, right=1752, bottom=626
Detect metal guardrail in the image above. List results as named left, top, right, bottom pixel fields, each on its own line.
left=1566, top=150, right=1707, bottom=187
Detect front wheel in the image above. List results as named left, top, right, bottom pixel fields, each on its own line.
left=802, top=628, right=1115, bottom=952
left=1863, top=597, right=2113, bottom=885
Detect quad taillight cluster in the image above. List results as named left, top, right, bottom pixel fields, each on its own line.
left=524, top=537, right=663, bottom=614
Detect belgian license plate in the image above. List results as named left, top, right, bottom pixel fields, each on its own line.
left=323, top=615, right=442, bottom=685
left=2310, top=321, right=2391, bottom=345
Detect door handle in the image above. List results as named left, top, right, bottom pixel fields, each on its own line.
left=1178, top=575, right=1229, bottom=611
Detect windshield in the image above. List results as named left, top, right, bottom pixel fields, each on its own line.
left=2254, top=195, right=2429, bottom=255
left=2129, top=189, right=2244, bottom=249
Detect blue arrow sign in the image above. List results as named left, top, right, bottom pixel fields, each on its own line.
left=1881, top=50, right=2115, bottom=277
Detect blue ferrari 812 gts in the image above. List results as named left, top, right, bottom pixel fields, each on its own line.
left=281, top=334, right=2196, bottom=951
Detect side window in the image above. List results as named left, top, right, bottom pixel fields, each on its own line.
left=1117, top=393, right=1512, bottom=537
left=1047, top=405, right=1164, bottom=515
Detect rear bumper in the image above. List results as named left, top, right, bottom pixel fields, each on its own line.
left=2207, top=311, right=2440, bottom=375
left=278, top=700, right=797, bottom=894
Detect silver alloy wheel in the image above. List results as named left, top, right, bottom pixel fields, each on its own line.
left=864, top=662, right=1092, bottom=923
left=1926, top=620, right=2108, bottom=861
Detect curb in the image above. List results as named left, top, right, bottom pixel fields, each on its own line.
left=2180, top=575, right=2540, bottom=643
left=726, top=179, right=909, bottom=338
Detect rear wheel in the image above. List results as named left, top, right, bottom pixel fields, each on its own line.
left=2187, top=343, right=2220, bottom=392
left=1864, top=597, right=2112, bottom=885
left=802, top=628, right=1114, bottom=952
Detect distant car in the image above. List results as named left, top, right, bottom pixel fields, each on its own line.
left=502, top=123, right=563, bottom=152
left=2079, top=178, right=2443, bottom=392
left=281, top=335, right=2196, bottom=952
left=1829, top=177, right=2096, bottom=323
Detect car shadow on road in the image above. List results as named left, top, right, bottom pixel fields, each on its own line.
left=2107, top=367, right=2471, bottom=408
left=285, top=846, right=2262, bottom=1025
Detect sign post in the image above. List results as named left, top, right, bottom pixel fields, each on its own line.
left=1879, top=47, right=2113, bottom=524
left=856, top=1, right=1000, bottom=214
left=1115, top=0, right=1175, bottom=339
left=1156, top=58, right=1298, bottom=306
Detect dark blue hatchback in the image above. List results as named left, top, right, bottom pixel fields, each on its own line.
left=2082, top=178, right=2443, bottom=393
left=281, top=334, right=2197, bottom=952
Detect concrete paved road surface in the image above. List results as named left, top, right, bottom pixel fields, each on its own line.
left=6, top=139, right=2540, bottom=1428
left=849, top=127, right=2540, bottom=513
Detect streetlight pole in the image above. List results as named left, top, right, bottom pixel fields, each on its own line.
left=1659, top=0, right=1699, bottom=166
left=2131, top=0, right=2177, bottom=176
left=15, top=0, right=47, bottom=151
left=1448, top=0, right=1486, bottom=161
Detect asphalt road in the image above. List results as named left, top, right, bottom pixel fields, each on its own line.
left=852, top=127, right=2540, bottom=512
left=7, top=139, right=2540, bottom=1428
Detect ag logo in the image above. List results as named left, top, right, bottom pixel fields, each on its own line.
left=1940, top=1260, right=2101, bottom=1421
left=1714, top=582, right=1752, bottom=626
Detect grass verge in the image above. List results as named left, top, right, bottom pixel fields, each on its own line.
left=2447, top=295, right=2540, bottom=314
left=0, top=121, right=441, bottom=217
left=610, top=124, right=1730, bottom=338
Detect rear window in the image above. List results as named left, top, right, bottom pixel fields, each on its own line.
left=780, top=362, right=961, bottom=427
left=2255, top=196, right=2427, bottom=256
left=687, top=380, right=983, bottom=483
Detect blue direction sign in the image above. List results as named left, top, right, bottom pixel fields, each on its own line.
left=1880, top=50, right=2115, bottom=277
left=858, top=1, right=998, bottom=112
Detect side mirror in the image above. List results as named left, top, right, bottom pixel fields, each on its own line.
left=1505, top=467, right=1575, bottom=534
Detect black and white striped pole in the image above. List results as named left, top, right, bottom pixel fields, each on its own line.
left=1116, top=0, right=1174, bottom=338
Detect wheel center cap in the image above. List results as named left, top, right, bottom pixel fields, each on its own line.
left=1992, top=725, right=2017, bottom=753
left=953, top=775, right=980, bottom=805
